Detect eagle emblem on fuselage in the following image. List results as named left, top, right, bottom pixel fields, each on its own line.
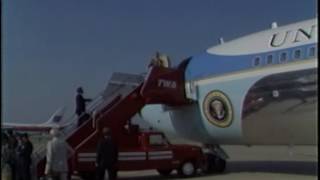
left=203, top=90, right=233, bottom=128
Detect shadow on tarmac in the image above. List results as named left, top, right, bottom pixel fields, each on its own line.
left=118, top=161, right=318, bottom=180
left=226, top=161, right=318, bottom=176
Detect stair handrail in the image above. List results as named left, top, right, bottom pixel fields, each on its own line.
left=60, top=73, right=145, bottom=137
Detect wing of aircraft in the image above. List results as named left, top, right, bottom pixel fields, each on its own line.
left=2, top=107, right=66, bottom=132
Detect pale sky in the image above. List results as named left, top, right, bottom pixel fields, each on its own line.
left=2, top=0, right=317, bottom=123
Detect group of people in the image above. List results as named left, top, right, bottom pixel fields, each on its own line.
left=2, top=127, right=118, bottom=180
left=2, top=83, right=139, bottom=180
left=1, top=130, right=33, bottom=180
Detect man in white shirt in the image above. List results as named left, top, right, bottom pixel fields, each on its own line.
left=45, top=128, right=72, bottom=180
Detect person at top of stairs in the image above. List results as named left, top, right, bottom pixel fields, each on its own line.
left=75, top=87, right=92, bottom=127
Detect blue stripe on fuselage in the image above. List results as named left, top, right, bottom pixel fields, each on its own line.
left=185, top=43, right=317, bottom=81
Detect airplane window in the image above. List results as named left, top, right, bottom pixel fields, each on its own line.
left=279, top=52, right=287, bottom=63
left=308, top=47, right=316, bottom=57
left=253, top=57, right=261, bottom=66
left=266, top=55, right=273, bottom=64
left=293, top=49, right=302, bottom=60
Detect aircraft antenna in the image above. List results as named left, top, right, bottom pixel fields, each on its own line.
left=271, top=22, right=278, bottom=29
left=219, top=37, right=224, bottom=44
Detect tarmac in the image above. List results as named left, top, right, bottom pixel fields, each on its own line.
left=28, top=133, right=318, bottom=180
left=115, top=145, right=317, bottom=180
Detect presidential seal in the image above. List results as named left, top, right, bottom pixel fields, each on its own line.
left=203, top=90, right=233, bottom=128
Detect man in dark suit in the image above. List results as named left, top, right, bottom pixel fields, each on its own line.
left=6, top=130, right=17, bottom=180
left=75, top=87, right=92, bottom=126
left=96, top=127, right=118, bottom=180
left=18, top=133, right=33, bottom=180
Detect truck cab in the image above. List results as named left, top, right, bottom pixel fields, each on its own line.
left=117, top=131, right=205, bottom=177
left=74, top=129, right=205, bottom=179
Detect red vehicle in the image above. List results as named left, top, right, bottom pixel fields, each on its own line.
left=74, top=128, right=205, bottom=179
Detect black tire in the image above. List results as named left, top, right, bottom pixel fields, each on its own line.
left=110, top=169, right=118, bottom=179
left=214, top=157, right=226, bottom=173
left=204, top=154, right=215, bottom=173
left=178, top=161, right=196, bottom=177
left=80, top=172, right=95, bottom=180
left=204, top=154, right=226, bottom=174
left=157, top=169, right=172, bottom=176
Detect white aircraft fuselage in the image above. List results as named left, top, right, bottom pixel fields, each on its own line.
left=141, top=18, right=318, bottom=146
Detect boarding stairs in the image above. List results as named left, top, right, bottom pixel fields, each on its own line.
left=34, top=72, right=146, bottom=178
left=34, top=64, right=187, bottom=178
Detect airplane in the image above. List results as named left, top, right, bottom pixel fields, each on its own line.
left=140, top=18, right=317, bottom=167
left=2, top=18, right=316, bottom=175
left=2, top=107, right=67, bottom=132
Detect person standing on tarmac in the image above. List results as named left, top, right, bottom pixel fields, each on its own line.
left=6, top=130, right=17, bottom=180
left=15, top=133, right=24, bottom=180
left=2, top=133, right=12, bottom=180
left=96, top=127, right=118, bottom=180
left=75, top=87, right=92, bottom=127
left=18, top=133, right=33, bottom=180
left=45, top=128, right=72, bottom=180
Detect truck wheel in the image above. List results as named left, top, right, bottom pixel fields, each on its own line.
left=204, top=154, right=226, bottom=173
left=178, top=161, right=196, bottom=177
left=80, top=172, right=95, bottom=180
left=157, top=169, right=172, bottom=176
left=214, top=157, right=226, bottom=173
left=110, top=169, right=118, bottom=179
